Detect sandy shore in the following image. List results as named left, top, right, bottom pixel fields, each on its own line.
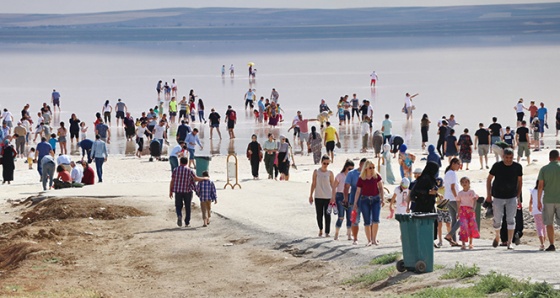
left=1, top=138, right=559, bottom=296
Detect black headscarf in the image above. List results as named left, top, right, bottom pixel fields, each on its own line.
left=409, top=161, right=439, bottom=213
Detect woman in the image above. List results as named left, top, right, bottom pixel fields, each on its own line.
left=94, top=112, right=102, bottom=126
left=267, top=104, right=280, bottom=127
left=408, top=161, right=439, bottom=213
left=102, top=100, right=112, bottom=125
left=81, top=161, right=95, bottom=185
left=68, top=114, right=81, bottom=143
left=308, top=126, right=323, bottom=165
left=56, top=165, right=72, bottom=183
left=444, top=129, right=459, bottom=163
left=309, top=155, right=335, bottom=237
left=442, top=158, right=461, bottom=246
left=57, top=122, right=68, bottom=155
left=457, top=128, right=473, bottom=170
left=513, top=98, right=527, bottom=126
left=189, top=89, right=196, bottom=102
left=398, top=144, right=415, bottom=179
left=246, top=134, right=262, bottom=179
left=331, top=160, right=354, bottom=240
left=262, top=133, right=278, bottom=180
left=353, top=159, right=384, bottom=246
left=189, top=99, right=196, bottom=122
left=277, top=136, right=291, bottom=181
left=421, top=114, right=431, bottom=151
left=198, top=99, right=206, bottom=123
left=1, top=140, right=17, bottom=184
left=382, top=143, right=396, bottom=185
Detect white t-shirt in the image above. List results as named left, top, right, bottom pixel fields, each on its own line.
left=1, top=111, right=13, bottom=122
left=405, top=96, right=412, bottom=108
left=516, top=103, right=525, bottom=113
left=370, top=72, right=378, bottom=80
left=136, top=126, right=147, bottom=139
left=367, top=106, right=374, bottom=119
left=102, top=105, right=111, bottom=113
left=394, top=186, right=410, bottom=215
left=153, top=125, right=166, bottom=139
left=71, top=165, right=84, bottom=183
left=531, top=188, right=543, bottom=215
left=169, top=144, right=183, bottom=158
left=443, top=170, right=459, bottom=201
left=335, top=172, right=347, bottom=193
left=361, top=121, right=370, bottom=136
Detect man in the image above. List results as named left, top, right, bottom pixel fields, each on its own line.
left=486, top=148, right=523, bottom=250
left=323, top=121, right=340, bottom=162
left=350, top=93, right=360, bottom=121
left=35, top=137, right=54, bottom=176
left=70, top=161, right=84, bottom=183
left=436, top=120, right=449, bottom=159
left=381, top=114, right=392, bottom=144
left=270, top=88, right=279, bottom=103
left=208, top=109, right=221, bottom=139
left=244, top=88, right=255, bottom=110
left=169, top=141, right=185, bottom=171
left=291, top=111, right=301, bottom=147
left=176, top=120, right=191, bottom=143
left=229, top=64, right=234, bottom=77
left=13, top=121, right=27, bottom=159
left=78, top=138, right=93, bottom=163
left=515, top=120, right=531, bottom=166
left=51, top=89, right=61, bottom=113
left=474, top=123, right=491, bottom=169
left=123, top=112, right=136, bottom=141
left=95, top=119, right=111, bottom=144
left=90, top=134, right=108, bottom=183
left=364, top=100, right=374, bottom=134
left=528, top=100, right=538, bottom=123
left=257, top=97, right=265, bottom=123
left=225, top=105, right=236, bottom=139
left=56, top=154, right=72, bottom=172
left=186, top=128, right=203, bottom=168
left=343, top=158, right=367, bottom=245
left=1, top=108, right=14, bottom=134
left=319, top=99, right=331, bottom=113
left=447, top=114, right=459, bottom=128
left=404, top=92, right=419, bottom=120
left=370, top=71, right=378, bottom=87
left=169, top=156, right=208, bottom=227
left=114, top=98, right=128, bottom=127
left=41, top=154, right=56, bottom=191
left=488, top=117, right=503, bottom=146
left=537, top=102, right=548, bottom=138
left=152, top=120, right=167, bottom=150
left=537, top=149, right=560, bottom=251
left=288, top=113, right=317, bottom=153
left=81, top=160, right=95, bottom=185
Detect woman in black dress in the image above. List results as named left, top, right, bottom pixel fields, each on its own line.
left=2, top=140, right=17, bottom=184
left=69, top=113, right=81, bottom=143
left=246, top=134, right=262, bottom=179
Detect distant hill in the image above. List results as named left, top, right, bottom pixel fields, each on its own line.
left=0, top=4, right=559, bottom=42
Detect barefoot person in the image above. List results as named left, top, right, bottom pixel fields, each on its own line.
left=404, top=92, right=419, bottom=120
left=486, top=148, right=523, bottom=250
left=537, top=149, right=560, bottom=251
left=309, top=155, right=335, bottom=237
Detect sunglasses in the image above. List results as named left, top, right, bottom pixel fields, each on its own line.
left=368, top=167, right=374, bottom=170
left=322, top=162, right=330, bottom=165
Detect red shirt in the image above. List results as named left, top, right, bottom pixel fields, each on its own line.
left=529, top=106, right=538, bottom=118
left=357, top=175, right=382, bottom=196
left=82, top=166, right=95, bottom=185
left=57, top=171, right=72, bottom=183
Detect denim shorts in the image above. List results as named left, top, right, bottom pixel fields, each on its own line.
left=359, top=195, right=381, bottom=226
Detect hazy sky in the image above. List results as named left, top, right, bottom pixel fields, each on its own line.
left=2, top=0, right=559, bottom=14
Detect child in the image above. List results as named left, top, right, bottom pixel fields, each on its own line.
left=49, top=133, right=58, bottom=154
left=80, top=122, right=88, bottom=141
left=529, top=181, right=546, bottom=251
left=503, top=126, right=515, bottom=147
left=435, top=177, right=451, bottom=248
left=389, top=178, right=410, bottom=219
left=27, top=148, right=35, bottom=170
left=33, top=122, right=44, bottom=143
left=195, top=171, right=217, bottom=227
left=456, top=177, right=480, bottom=250
left=253, top=109, right=259, bottom=122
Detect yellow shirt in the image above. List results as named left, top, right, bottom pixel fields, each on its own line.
left=169, top=101, right=177, bottom=112
left=324, top=126, right=336, bottom=142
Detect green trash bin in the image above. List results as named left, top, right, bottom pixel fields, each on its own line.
left=395, top=213, right=438, bottom=273
left=194, top=156, right=211, bottom=177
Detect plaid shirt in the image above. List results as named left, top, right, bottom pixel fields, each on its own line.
left=172, top=165, right=196, bottom=193
left=195, top=180, right=217, bottom=202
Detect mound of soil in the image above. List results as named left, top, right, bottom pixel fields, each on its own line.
left=19, top=198, right=148, bottom=224
left=0, top=242, right=42, bottom=270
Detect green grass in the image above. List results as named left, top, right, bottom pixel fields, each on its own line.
left=414, top=271, right=560, bottom=298
left=433, top=264, right=446, bottom=270
left=440, top=262, right=480, bottom=280
left=345, top=266, right=396, bottom=287
left=370, top=252, right=401, bottom=265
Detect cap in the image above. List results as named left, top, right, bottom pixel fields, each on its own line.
left=413, top=168, right=423, bottom=174
left=401, top=178, right=410, bottom=188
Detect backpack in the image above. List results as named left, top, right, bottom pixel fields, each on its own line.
left=229, top=110, right=237, bottom=121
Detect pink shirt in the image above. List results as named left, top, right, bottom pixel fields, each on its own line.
left=297, top=119, right=310, bottom=133
left=457, top=189, right=478, bottom=208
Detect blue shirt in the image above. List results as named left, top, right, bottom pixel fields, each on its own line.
left=91, top=140, right=107, bottom=158
left=176, top=124, right=191, bottom=142
left=538, top=107, right=547, bottom=121
left=382, top=119, right=392, bottom=135
left=0, top=128, right=3, bottom=142
left=79, top=139, right=93, bottom=150
left=185, top=133, right=202, bottom=150
left=48, top=138, right=58, bottom=150
left=52, top=91, right=60, bottom=100
left=36, top=141, right=53, bottom=160
left=345, top=169, right=361, bottom=204
left=258, top=100, right=265, bottom=112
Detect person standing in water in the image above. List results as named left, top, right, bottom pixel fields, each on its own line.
left=404, top=92, right=419, bottom=121
left=370, top=71, right=378, bottom=87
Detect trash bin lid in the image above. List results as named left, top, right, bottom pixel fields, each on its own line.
left=411, top=212, right=438, bottom=219
left=195, top=156, right=212, bottom=161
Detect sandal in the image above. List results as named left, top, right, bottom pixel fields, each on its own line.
left=444, top=236, right=459, bottom=246
left=469, top=244, right=474, bottom=250
left=492, top=238, right=499, bottom=248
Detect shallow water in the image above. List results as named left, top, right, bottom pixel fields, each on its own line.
left=0, top=37, right=559, bottom=156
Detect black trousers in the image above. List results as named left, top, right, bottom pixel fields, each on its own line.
left=250, top=158, right=260, bottom=178
left=314, top=198, right=331, bottom=234
left=437, top=138, right=445, bottom=158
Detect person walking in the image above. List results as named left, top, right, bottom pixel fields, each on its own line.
left=195, top=171, right=217, bottom=227
left=353, top=159, right=384, bottom=246
left=537, top=149, right=560, bottom=251
left=474, top=123, right=491, bottom=169
left=225, top=105, right=237, bottom=139
left=331, top=160, right=355, bottom=240
left=169, top=157, right=208, bottom=227
left=308, top=126, right=323, bottom=165
left=458, top=128, right=473, bottom=170
left=344, top=158, right=366, bottom=245
left=40, top=154, right=56, bottom=190
left=516, top=120, right=531, bottom=166
left=1, top=140, right=17, bottom=184
left=537, top=102, right=548, bottom=138
left=115, top=99, right=128, bottom=127
left=101, top=100, right=112, bottom=126
left=443, top=158, right=462, bottom=246
left=323, top=121, right=340, bottom=162
left=420, top=114, right=431, bottom=151
left=246, top=134, right=262, bottom=179
left=263, top=133, right=278, bottom=179
left=309, top=155, right=335, bottom=237
left=404, top=92, right=419, bottom=120
left=486, top=148, right=523, bottom=250
left=514, top=98, right=528, bottom=126
left=186, top=128, right=203, bottom=169
left=91, top=134, right=108, bottom=183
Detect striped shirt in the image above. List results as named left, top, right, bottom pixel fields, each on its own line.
left=195, top=180, right=217, bottom=202
left=172, top=165, right=196, bottom=193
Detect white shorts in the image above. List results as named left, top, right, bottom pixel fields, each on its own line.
left=299, top=132, right=309, bottom=142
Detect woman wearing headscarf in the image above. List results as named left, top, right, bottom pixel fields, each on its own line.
left=1, top=140, right=17, bottom=184
left=246, top=134, right=262, bottom=180
left=382, top=143, right=396, bottom=185
left=308, top=126, right=323, bottom=165
left=277, top=135, right=291, bottom=181
left=398, top=144, right=415, bottom=179
left=409, top=161, right=439, bottom=213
